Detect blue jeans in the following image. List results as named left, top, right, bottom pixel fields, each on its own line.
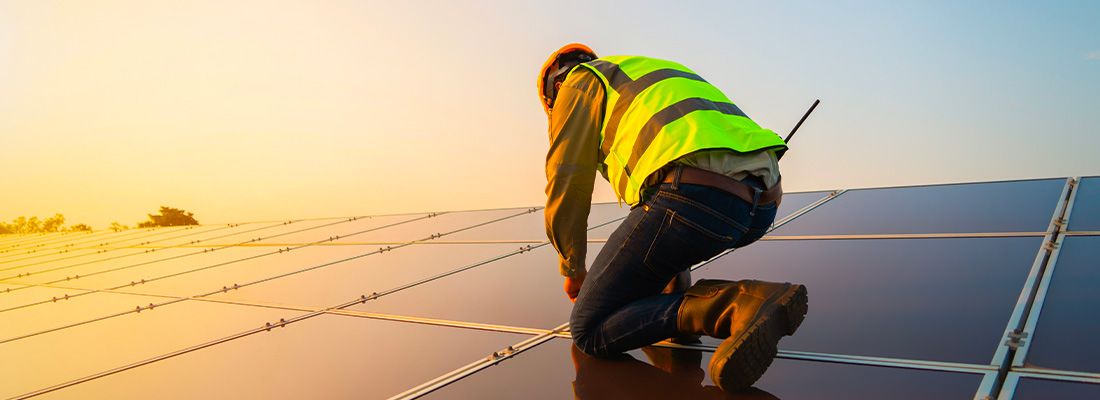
left=570, top=179, right=778, bottom=356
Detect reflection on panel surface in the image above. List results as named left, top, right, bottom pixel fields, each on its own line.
left=9, top=247, right=201, bottom=285
left=0, top=283, right=89, bottom=310
left=444, top=204, right=628, bottom=241
left=1068, top=177, right=1100, bottom=231
left=332, top=209, right=526, bottom=243
left=0, top=290, right=167, bottom=340
left=102, top=246, right=382, bottom=298
left=771, top=179, right=1064, bottom=235
left=261, top=214, right=420, bottom=244
left=0, top=300, right=287, bottom=398
left=773, top=191, right=832, bottom=220
left=1025, top=237, right=1100, bottom=373
left=428, top=338, right=982, bottom=399
left=40, top=316, right=527, bottom=400
left=214, top=243, right=521, bottom=308
left=0, top=232, right=97, bottom=257
left=695, top=238, right=1038, bottom=363
left=351, top=244, right=598, bottom=329
left=0, top=224, right=263, bottom=281
left=1012, top=377, right=1100, bottom=399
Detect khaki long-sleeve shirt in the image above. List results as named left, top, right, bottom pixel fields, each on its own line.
left=545, top=68, right=780, bottom=278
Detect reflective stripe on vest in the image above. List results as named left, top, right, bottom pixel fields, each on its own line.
left=571, top=56, right=787, bottom=205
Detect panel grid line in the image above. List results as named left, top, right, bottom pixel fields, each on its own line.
left=2, top=280, right=1042, bottom=379
left=8, top=211, right=625, bottom=398
left=0, top=220, right=307, bottom=291
left=0, top=231, right=106, bottom=255
left=0, top=227, right=192, bottom=264
left=0, top=209, right=538, bottom=345
left=97, top=230, right=1052, bottom=249
left=0, top=214, right=418, bottom=311
left=0, top=225, right=232, bottom=273
left=4, top=280, right=1018, bottom=376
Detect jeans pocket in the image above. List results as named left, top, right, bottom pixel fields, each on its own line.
left=643, top=209, right=740, bottom=277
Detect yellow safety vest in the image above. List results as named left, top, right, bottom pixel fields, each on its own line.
left=571, top=55, right=787, bottom=205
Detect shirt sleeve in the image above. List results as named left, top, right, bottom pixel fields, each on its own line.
left=545, top=69, right=605, bottom=279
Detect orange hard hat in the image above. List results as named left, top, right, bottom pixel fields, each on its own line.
left=538, top=43, right=597, bottom=115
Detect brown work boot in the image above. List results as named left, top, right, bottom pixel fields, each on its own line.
left=677, top=279, right=809, bottom=391
left=663, top=270, right=700, bottom=344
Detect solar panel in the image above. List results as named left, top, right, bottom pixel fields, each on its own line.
left=1010, top=377, right=1100, bottom=399
left=350, top=244, right=584, bottom=329
left=770, top=179, right=1065, bottom=235
left=1, top=180, right=1097, bottom=399
left=1067, top=176, right=1100, bottom=231
left=442, top=203, right=628, bottom=241
left=423, top=338, right=985, bottom=400
left=693, top=237, right=1039, bottom=363
left=43, top=316, right=529, bottom=399
left=1020, top=236, right=1100, bottom=373
left=215, top=244, right=523, bottom=308
left=0, top=299, right=289, bottom=397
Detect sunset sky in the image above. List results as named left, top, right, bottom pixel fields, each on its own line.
left=2, top=1, right=1098, bottom=229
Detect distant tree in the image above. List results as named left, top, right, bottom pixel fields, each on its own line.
left=109, top=222, right=129, bottom=232
left=13, top=216, right=41, bottom=233
left=137, top=206, right=199, bottom=228
left=0, top=214, right=89, bottom=233
left=42, top=214, right=65, bottom=232
left=68, top=223, right=93, bottom=232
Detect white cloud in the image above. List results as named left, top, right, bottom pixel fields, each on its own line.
left=1086, top=50, right=1100, bottom=60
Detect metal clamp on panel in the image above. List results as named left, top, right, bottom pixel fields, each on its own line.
left=1004, top=330, right=1029, bottom=349
left=488, top=345, right=517, bottom=361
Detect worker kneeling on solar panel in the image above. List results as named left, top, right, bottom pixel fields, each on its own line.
left=539, top=43, right=809, bottom=391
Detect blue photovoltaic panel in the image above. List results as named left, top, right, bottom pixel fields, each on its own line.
left=585, top=190, right=830, bottom=239
left=1067, top=176, right=1100, bottom=231
left=350, top=244, right=597, bottom=329
left=1011, top=377, right=1100, bottom=399
left=1024, top=236, right=1100, bottom=373
left=773, top=190, right=832, bottom=220
left=694, top=237, right=1038, bottom=363
left=42, top=315, right=529, bottom=400
left=770, top=179, right=1065, bottom=235
left=426, top=338, right=983, bottom=400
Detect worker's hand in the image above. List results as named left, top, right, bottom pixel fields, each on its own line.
left=564, top=275, right=584, bottom=303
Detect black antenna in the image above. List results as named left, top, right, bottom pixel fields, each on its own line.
left=784, top=99, right=820, bottom=143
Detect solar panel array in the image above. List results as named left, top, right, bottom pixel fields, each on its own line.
left=1, top=177, right=1097, bottom=399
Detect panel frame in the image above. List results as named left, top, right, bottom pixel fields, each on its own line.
left=1011, top=177, right=1084, bottom=368
left=973, top=177, right=1078, bottom=399
left=996, top=370, right=1100, bottom=400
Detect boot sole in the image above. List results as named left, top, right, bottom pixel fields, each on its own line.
left=710, top=284, right=808, bottom=391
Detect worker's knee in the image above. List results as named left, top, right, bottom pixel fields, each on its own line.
left=569, top=317, right=600, bottom=357
left=571, top=334, right=612, bottom=357
left=569, top=324, right=618, bottom=357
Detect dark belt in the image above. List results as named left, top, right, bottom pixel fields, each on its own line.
left=659, top=165, right=783, bottom=206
